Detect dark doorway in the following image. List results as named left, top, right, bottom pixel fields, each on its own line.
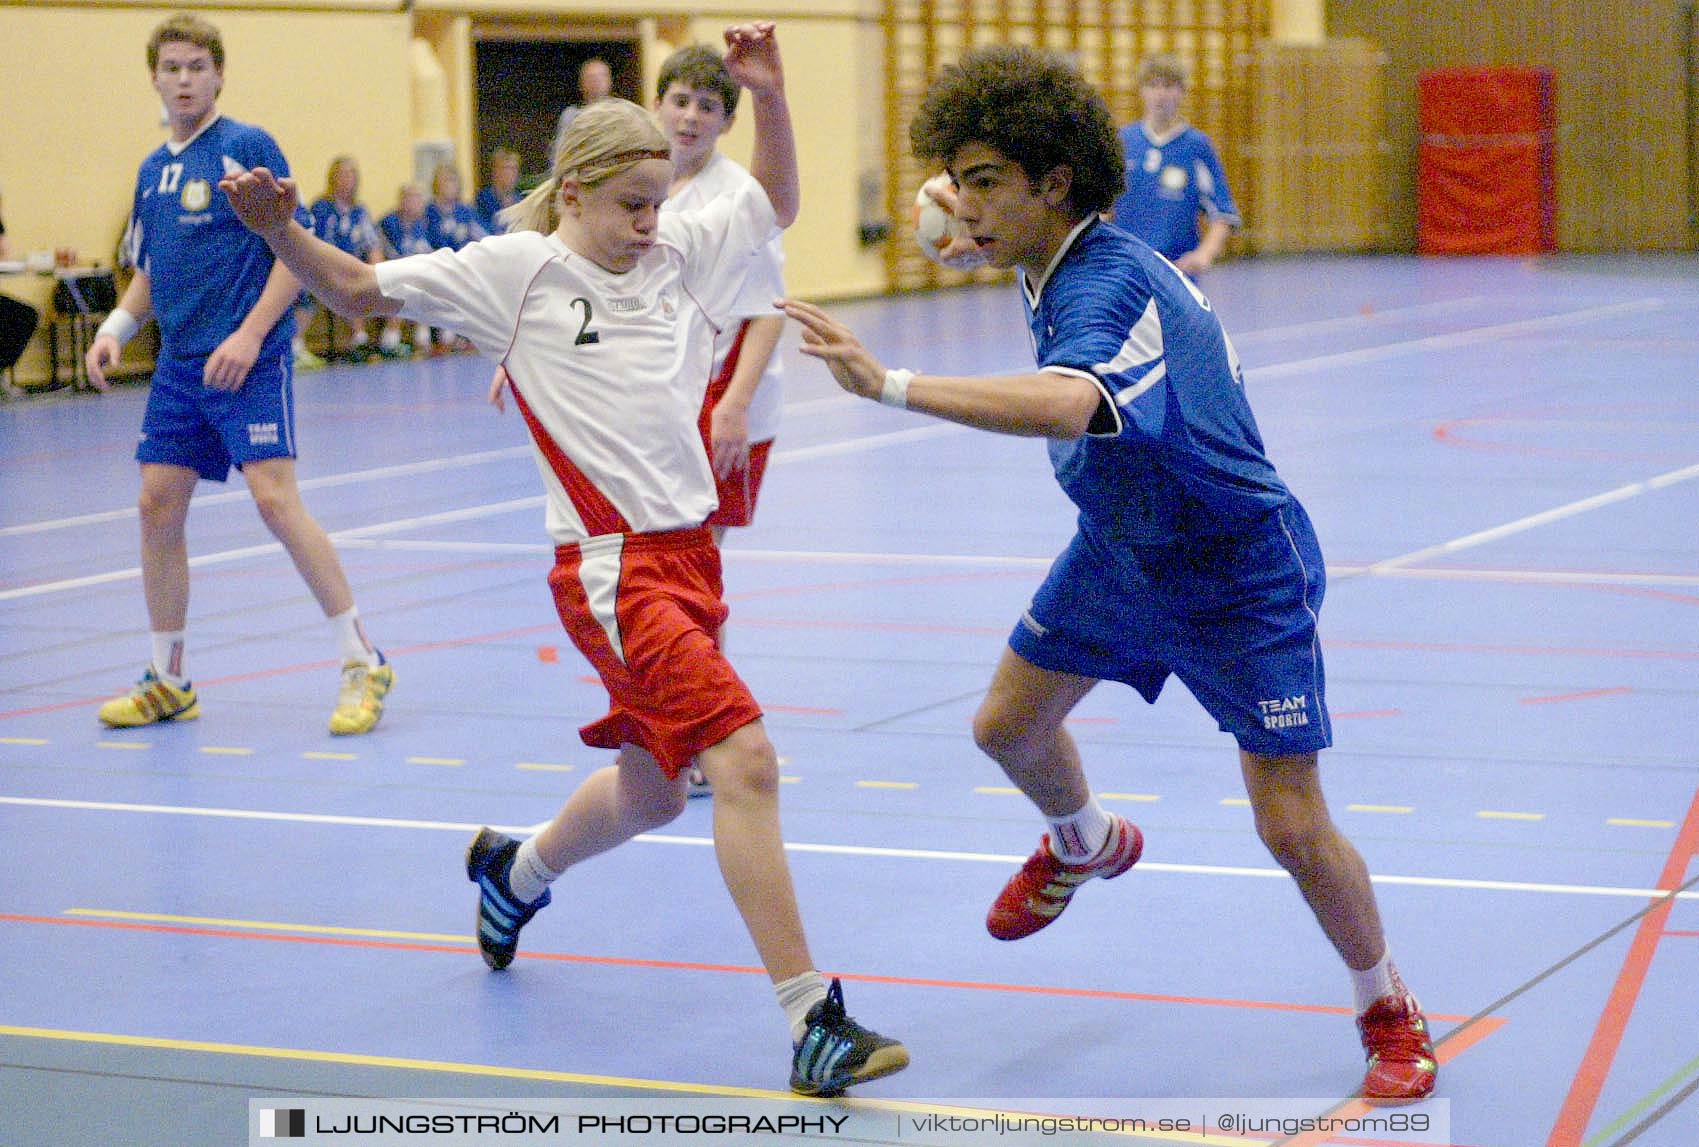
left=473, top=38, right=641, bottom=193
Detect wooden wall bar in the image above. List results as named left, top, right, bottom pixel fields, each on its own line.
left=1327, top=0, right=1694, bottom=251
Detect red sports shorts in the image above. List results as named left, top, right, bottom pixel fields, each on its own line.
left=548, top=526, right=762, bottom=776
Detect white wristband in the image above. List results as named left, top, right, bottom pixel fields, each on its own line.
left=96, top=308, right=140, bottom=348
left=879, top=368, right=915, bottom=409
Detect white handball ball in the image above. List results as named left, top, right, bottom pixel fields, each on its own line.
left=911, top=180, right=987, bottom=271
left=912, top=185, right=957, bottom=262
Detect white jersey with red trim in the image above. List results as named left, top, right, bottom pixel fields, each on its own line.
left=665, top=153, right=786, bottom=443
left=375, top=183, right=777, bottom=545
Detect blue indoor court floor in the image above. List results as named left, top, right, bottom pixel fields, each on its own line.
left=2, top=253, right=1698, bottom=1146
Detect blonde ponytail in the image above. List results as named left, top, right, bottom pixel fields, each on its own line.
left=499, top=99, right=670, bottom=235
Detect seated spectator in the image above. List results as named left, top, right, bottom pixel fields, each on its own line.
left=426, top=164, right=486, bottom=252
left=474, top=149, right=522, bottom=235
left=424, top=164, right=484, bottom=351
left=377, top=182, right=433, bottom=356
left=0, top=184, right=42, bottom=383
left=294, top=155, right=384, bottom=365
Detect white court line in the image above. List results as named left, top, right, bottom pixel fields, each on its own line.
left=3, top=295, right=1631, bottom=536
left=1246, top=298, right=1663, bottom=381
left=1231, top=295, right=1489, bottom=342
left=0, top=447, right=535, bottom=538
left=2, top=795, right=1694, bottom=903
left=1362, top=460, right=1699, bottom=574
left=3, top=302, right=1685, bottom=602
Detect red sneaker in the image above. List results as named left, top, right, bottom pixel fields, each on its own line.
left=986, top=816, right=1143, bottom=941
left=1357, top=993, right=1438, bottom=1103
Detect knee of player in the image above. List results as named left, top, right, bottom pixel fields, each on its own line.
left=702, top=734, right=780, bottom=801
left=247, top=482, right=302, bottom=531
left=971, top=703, right=1034, bottom=763
left=1253, top=811, right=1335, bottom=878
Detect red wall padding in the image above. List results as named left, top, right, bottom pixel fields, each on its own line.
left=1417, top=67, right=1556, bottom=254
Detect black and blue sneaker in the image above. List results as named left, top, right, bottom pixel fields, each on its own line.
left=789, top=978, right=909, bottom=1096
left=465, top=827, right=551, bottom=970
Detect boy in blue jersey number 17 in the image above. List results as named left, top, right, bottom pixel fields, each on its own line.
left=778, top=46, right=1437, bottom=1104
left=85, top=13, right=392, bottom=736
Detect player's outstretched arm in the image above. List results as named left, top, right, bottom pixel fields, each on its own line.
left=723, top=22, right=798, bottom=228
left=220, top=167, right=400, bottom=320
left=778, top=297, right=1102, bottom=439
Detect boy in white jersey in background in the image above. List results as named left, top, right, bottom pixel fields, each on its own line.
left=221, top=22, right=907, bottom=1098
left=653, top=43, right=788, bottom=798
left=780, top=45, right=1436, bottom=1104
left=85, top=12, right=392, bottom=737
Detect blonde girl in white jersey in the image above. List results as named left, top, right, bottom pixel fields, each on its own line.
left=219, top=22, right=907, bottom=1098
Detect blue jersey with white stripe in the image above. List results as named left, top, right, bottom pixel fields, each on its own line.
left=124, top=116, right=304, bottom=361
left=1111, top=123, right=1239, bottom=261
left=426, top=201, right=487, bottom=251
left=1026, top=219, right=1290, bottom=548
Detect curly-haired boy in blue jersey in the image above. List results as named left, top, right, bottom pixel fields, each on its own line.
left=780, top=45, right=1436, bottom=1105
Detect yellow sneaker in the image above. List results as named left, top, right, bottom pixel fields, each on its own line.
left=98, top=667, right=199, bottom=727
left=329, top=659, right=393, bottom=735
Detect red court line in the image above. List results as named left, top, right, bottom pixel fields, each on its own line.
left=1327, top=639, right=1699, bottom=662
left=1275, top=1016, right=1507, bottom=1147
left=0, top=912, right=1478, bottom=1021
left=1663, top=930, right=1699, bottom=938
left=1520, top=686, right=1633, bottom=706
left=1546, top=782, right=1699, bottom=1147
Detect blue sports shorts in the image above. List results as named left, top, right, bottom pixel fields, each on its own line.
left=136, top=346, right=297, bottom=482
left=1008, top=501, right=1332, bottom=756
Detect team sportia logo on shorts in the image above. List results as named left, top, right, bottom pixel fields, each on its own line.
left=1257, top=694, right=1310, bottom=729
left=247, top=422, right=280, bottom=446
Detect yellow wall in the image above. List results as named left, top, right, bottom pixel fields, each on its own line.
left=0, top=2, right=882, bottom=310
left=0, top=6, right=414, bottom=271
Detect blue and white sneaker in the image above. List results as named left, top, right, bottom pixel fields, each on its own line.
left=465, top=827, right=551, bottom=970
left=789, top=978, right=909, bottom=1096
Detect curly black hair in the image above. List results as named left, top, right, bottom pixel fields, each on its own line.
left=910, top=46, right=1125, bottom=218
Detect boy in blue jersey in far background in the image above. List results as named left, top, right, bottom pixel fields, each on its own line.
left=84, top=13, right=393, bottom=737
left=779, top=45, right=1436, bottom=1105
left=1109, top=53, right=1239, bottom=277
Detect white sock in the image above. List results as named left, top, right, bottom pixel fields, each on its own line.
left=329, top=607, right=379, bottom=667
left=507, top=837, right=562, bottom=905
left=351, top=330, right=369, bottom=347
left=776, top=971, right=830, bottom=1043
left=413, top=322, right=430, bottom=346
left=379, top=327, right=401, bottom=350
left=1349, top=948, right=1408, bottom=1012
left=1047, top=795, right=1112, bottom=862
left=150, top=631, right=188, bottom=686
left=292, top=333, right=306, bottom=355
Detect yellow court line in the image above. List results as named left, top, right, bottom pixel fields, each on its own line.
left=1477, top=810, right=1546, bottom=821
left=515, top=762, right=574, bottom=772
left=303, top=751, right=358, bottom=761
left=96, top=742, right=149, bottom=751
left=1219, top=798, right=1251, bottom=807
left=1346, top=804, right=1414, bottom=814
left=406, top=757, right=466, bottom=767
left=199, top=746, right=254, bottom=756
left=974, top=786, right=1021, bottom=795
left=855, top=780, right=918, bottom=790
left=778, top=775, right=801, bottom=784
left=1607, top=818, right=1675, bottom=829
left=0, top=737, right=49, bottom=745
left=66, top=908, right=471, bottom=945
left=1100, top=793, right=1161, bottom=803
left=0, top=1024, right=1242, bottom=1143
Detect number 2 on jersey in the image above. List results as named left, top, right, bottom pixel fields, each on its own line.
left=571, top=297, right=599, bottom=345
